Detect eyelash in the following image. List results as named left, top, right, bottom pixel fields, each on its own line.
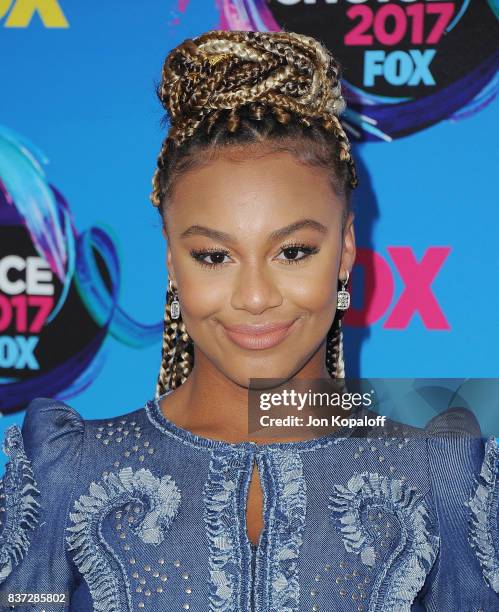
left=189, top=243, right=319, bottom=269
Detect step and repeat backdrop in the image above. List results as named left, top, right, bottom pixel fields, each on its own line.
left=0, top=1, right=498, bottom=464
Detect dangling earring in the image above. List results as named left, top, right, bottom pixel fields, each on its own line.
left=337, top=270, right=350, bottom=310
left=169, top=278, right=180, bottom=319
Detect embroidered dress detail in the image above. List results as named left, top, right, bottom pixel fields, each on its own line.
left=0, top=425, right=40, bottom=584
left=467, top=436, right=499, bottom=594
left=204, top=450, right=246, bottom=612
left=66, top=467, right=181, bottom=611
left=2, top=396, right=496, bottom=610
left=266, top=450, right=306, bottom=612
left=329, top=471, right=439, bottom=611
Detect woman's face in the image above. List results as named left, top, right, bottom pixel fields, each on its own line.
left=163, top=149, right=356, bottom=388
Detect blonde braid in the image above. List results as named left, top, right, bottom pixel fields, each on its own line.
left=156, top=285, right=180, bottom=397
left=335, top=321, right=346, bottom=378
left=170, top=320, right=192, bottom=389
left=152, top=30, right=358, bottom=396
left=151, top=30, right=356, bottom=192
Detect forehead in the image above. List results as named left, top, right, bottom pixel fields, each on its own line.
left=167, top=150, right=340, bottom=227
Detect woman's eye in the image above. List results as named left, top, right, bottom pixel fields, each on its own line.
left=277, top=244, right=319, bottom=264
left=190, top=244, right=319, bottom=269
left=190, top=249, right=231, bottom=268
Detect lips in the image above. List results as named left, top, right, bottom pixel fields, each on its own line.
left=221, top=319, right=298, bottom=350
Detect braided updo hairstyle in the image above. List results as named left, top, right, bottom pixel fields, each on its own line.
left=150, top=29, right=358, bottom=398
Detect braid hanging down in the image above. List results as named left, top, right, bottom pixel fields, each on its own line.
left=150, top=30, right=358, bottom=397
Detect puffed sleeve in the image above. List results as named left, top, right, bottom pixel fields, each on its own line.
left=421, top=412, right=499, bottom=610
left=0, top=398, right=85, bottom=611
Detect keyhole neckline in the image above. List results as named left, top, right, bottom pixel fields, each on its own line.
left=145, top=388, right=365, bottom=453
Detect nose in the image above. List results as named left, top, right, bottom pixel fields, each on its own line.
left=230, top=262, right=283, bottom=314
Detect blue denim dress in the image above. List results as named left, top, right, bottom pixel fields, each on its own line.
left=0, top=390, right=498, bottom=611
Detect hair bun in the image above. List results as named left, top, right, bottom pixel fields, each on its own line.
left=157, top=30, right=347, bottom=143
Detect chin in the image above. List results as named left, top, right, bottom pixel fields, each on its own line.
left=228, top=362, right=301, bottom=389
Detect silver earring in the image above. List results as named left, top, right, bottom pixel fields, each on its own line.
left=337, top=270, right=350, bottom=310
left=169, top=278, right=180, bottom=319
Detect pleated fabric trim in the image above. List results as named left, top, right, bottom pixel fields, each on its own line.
left=467, top=436, right=499, bottom=594
left=66, top=467, right=181, bottom=611
left=329, top=471, right=440, bottom=611
left=203, top=451, right=246, bottom=611
left=0, top=425, right=40, bottom=583
left=266, top=449, right=306, bottom=612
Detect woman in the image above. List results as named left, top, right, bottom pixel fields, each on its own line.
left=0, top=29, right=497, bottom=612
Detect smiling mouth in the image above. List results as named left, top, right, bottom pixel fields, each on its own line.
left=220, top=319, right=299, bottom=350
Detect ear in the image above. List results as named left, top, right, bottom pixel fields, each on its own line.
left=339, top=211, right=356, bottom=281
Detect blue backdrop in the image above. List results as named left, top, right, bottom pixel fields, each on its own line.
left=0, top=0, right=498, bottom=471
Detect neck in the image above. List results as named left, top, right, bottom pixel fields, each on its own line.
left=159, top=342, right=334, bottom=444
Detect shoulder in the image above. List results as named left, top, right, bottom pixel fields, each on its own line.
left=0, top=399, right=86, bottom=585
left=14, top=396, right=151, bottom=457
left=422, top=409, right=499, bottom=596
left=423, top=408, right=488, bottom=499
left=1, top=397, right=87, bottom=491
left=19, top=396, right=85, bottom=452
left=424, top=408, right=487, bottom=477
left=425, top=406, right=483, bottom=437
left=1, top=398, right=85, bottom=472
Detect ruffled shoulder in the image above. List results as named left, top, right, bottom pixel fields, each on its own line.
left=20, top=397, right=85, bottom=453
left=424, top=407, right=482, bottom=437
left=0, top=397, right=85, bottom=584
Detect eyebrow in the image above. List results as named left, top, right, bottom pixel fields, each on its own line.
left=180, top=218, right=328, bottom=243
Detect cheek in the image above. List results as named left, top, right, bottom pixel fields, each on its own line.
left=174, top=241, right=340, bottom=324
left=288, top=256, right=338, bottom=315
left=289, top=275, right=336, bottom=313
left=174, top=276, right=225, bottom=328
left=178, top=260, right=338, bottom=318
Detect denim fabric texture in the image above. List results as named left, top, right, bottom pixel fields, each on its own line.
left=0, top=390, right=497, bottom=611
